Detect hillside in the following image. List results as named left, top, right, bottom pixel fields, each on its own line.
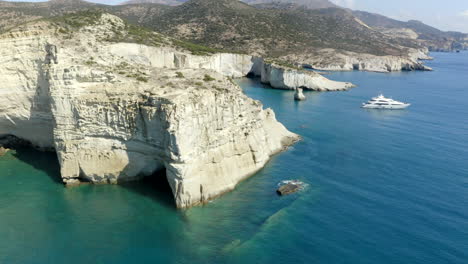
left=122, top=0, right=185, bottom=5
left=120, top=0, right=336, bottom=9
left=243, top=0, right=336, bottom=9
left=0, top=0, right=173, bottom=33
left=142, top=0, right=418, bottom=57
left=1, top=0, right=465, bottom=54
left=354, top=10, right=468, bottom=51
left=0, top=0, right=432, bottom=71
left=0, top=0, right=97, bottom=31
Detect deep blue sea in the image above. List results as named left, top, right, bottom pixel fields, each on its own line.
left=0, top=52, right=467, bottom=264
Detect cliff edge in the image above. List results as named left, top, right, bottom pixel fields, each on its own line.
left=0, top=13, right=301, bottom=208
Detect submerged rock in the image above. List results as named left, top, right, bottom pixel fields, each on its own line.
left=294, top=88, right=306, bottom=101
left=276, top=180, right=305, bottom=195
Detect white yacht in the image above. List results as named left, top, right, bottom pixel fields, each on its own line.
left=362, top=94, right=410, bottom=109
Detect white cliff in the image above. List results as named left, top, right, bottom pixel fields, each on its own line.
left=106, top=43, right=354, bottom=90
left=260, top=62, right=354, bottom=91
left=283, top=48, right=433, bottom=73
left=0, top=14, right=301, bottom=208
left=0, top=24, right=55, bottom=149
left=107, top=43, right=256, bottom=78
left=50, top=67, right=299, bottom=208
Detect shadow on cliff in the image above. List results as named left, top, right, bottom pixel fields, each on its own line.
left=12, top=146, right=62, bottom=184
left=120, top=170, right=177, bottom=210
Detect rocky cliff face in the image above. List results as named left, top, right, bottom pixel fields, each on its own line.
left=0, top=23, right=56, bottom=149
left=104, top=43, right=353, bottom=90
left=0, top=14, right=301, bottom=208
left=259, top=62, right=354, bottom=90
left=285, top=48, right=432, bottom=73
left=50, top=66, right=298, bottom=208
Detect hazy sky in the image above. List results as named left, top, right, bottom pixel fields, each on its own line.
left=6, top=0, right=468, bottom=32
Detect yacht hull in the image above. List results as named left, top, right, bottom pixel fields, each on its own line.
left=362, top=104, right=410, bottom=109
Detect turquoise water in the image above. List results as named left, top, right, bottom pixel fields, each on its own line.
left=1, top=52, right=467, bottom=263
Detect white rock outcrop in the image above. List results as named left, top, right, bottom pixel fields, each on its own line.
left=107, top=43, right=354, bottom=90
left=294, top=88, right=306, bottom=101
left=0, top=14, right=300, bottom=208
left=50, top=67, right=299, bottom=208
left=260, top=62, right=354, bottom=91
left=283, top=48, right=433, bottom=73
left=107, top=43, right=257, bottom=78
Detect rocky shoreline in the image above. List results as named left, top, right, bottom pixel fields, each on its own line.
left=283, top=48, right=433, bottom=73
left=105, top=43, right=355, bottom=91
left=0, top=12, right=441, bottom=208
left=0, top=14, right=305, bottom=208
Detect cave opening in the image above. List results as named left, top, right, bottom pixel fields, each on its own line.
left=121, top=169, right=177, bottom=209
left=1, top=135, right=177, bottom=207
left=0, top=134, right=62, bottom=184
left=246, top=71, right=257, bottom=78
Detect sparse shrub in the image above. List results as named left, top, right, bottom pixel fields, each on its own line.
left=85, top=58, right=96, bottom=65
left=203, top=74, right=215, bottom=82
left=58, top=28, right=68, bottom=34
left=227, top=77, right=236, bottom=85
left=172, top=39, right=220, bottom=56
left=136, top=76, right=148, bottom=82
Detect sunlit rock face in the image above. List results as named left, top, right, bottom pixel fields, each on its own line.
left=0, top=14, right=300, bottom=207
left=285, top=48, right=433, bottom=73
left=260, top=62, right=355, bottom=91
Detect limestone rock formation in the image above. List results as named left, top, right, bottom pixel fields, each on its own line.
left=259, top=62, right=354, bottom=91
left=105, top=43, right=354, bottom=90
left=284, top=49, right=433, bottom=73
left=0, top=13, right=304, bottom=208
left=294, top=88, right=306, bottom=101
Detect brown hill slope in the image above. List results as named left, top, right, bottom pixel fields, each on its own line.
left=141, top=0, right=417, bottom=57
left=120, top=0, right=336, bottom=9
left=354, top=10, right=468, bottom=51
left=0, top=0, right=432, bottom=71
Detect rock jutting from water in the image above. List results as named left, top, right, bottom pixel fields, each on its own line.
left=0, top=147, right=9, bottom=156
left=259, top=62, right=355, bottom=91
left=277, top=180, right=305, bottom=195
left=294, top=88, right=306, bottom=101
